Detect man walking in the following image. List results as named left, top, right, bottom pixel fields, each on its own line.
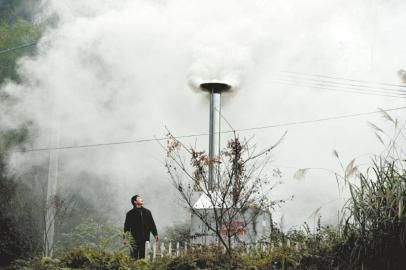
left=124, top=195, right=159, bottom=259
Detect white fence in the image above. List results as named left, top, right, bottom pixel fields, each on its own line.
left=144, top=240, right=300, bottom=261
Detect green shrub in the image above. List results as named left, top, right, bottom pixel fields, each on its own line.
left=60, top=247, right=91, bottom=268
left=157, top=246, right=245, bottom=270
left=133, top=259, right=151, bottom=270
left=164, top=254, right=197, bottom=270
left=59, top=247, right=135, bottom=269
left=334, top=161, right=406, bottom=270
left=55, top=218, right=129, bottom=255
left=29, top=257, right=63, bottom=270
left=242, top=246, right=300, bottom=270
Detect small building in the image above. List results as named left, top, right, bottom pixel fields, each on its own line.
left=190, top=192, right=272, bottom=246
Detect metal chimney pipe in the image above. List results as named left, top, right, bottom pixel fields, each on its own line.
left=200, top=82, right=231, bottom=190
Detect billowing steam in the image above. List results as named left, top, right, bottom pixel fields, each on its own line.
left=2, top=0, right=406, bottom=230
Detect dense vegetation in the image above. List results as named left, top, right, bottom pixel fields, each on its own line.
left=0, top=0, right=41, bottom=84
left=0, top=1, right=43, bottom=266
left=0, top=8, right=45, bottom=261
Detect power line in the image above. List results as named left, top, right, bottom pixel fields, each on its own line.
left=271, top=70, right=406, bottom=98
left=0, top=40, right=38, bottom=56
left=271, top=79, right=406, bottom=99
left=18, top=106, right=406, bottom=153
left=231, top=106, right=406, bottom=132
left=281, top=70, right=406, bottom=89
left=279, top=74, right=406, bottom=95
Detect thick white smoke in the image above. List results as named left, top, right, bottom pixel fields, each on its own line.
left=2, top=0, right=406, bottom=231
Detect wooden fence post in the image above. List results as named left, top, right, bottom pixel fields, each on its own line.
left=261, top=242, right=267, bottom=253
left=145, top=241, right=150, bottom=260
left=160, top=242, right=165, bottom=257
left=168, top=242, right=172, bottom=257
left=176, top=242, right=180, bottom=257
left=152, top=242, right=157, bottom=261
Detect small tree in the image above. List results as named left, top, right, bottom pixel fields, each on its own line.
left=163, top=131, right=286, bottom=257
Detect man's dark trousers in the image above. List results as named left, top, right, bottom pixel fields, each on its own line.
left=131, top=241, right=146, bottom=259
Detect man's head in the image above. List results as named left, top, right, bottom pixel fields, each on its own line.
left=131, top=195, right=144, bottom=207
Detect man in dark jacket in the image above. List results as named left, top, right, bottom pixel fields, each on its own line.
left=124, top=195, right=159, bottom=259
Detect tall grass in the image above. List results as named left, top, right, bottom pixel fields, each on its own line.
left=335, top=159, right=406, bottom=270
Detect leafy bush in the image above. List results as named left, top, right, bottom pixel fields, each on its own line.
left=55, top=218, right=128, bottom=255
left=242, top=246, right=300, bottom=270
left=59, top=247, right=135, bottom=269
left=134, top=259, right=152, bottom=270
left=60, top=248, right=92, bottom=268
left=0, top=19, right=42, bottom=83
left=160, top=245, right=245, bottom=270
left=332, top=161, right=406, bottom=270
left=31, top=257, right=62, bottom=270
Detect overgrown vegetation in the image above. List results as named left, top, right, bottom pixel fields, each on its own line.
left=0, top=15, right=42, bottom=84
left=0, top=2, right=44, bottom=267
left=163, top=131, right=286, bottom=257
left=332, top=160, right=406, bottom=269
left=0, top=127, right=45, bottom=268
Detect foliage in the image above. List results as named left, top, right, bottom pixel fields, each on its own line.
left=20, top=244, right=307, bottom=270
left=242, top=246, right=300, bottom=270
left=285, top=160, right=406, bottom=270
left=0, top=17, right=42, bottom=268
left=134, top=259, right=152, bottom=270
left=161, top=222, right=191, bottom=243
left=31, top=257, right=62, bottom=270
left=55, top=217, right=131, bottom=255
left=21, top=245, right=250, bottom=270
left=332, top=160, right=406, bottom=270
left=0, top=127, right=44, bottom=267
left=164, top=131, right=286, bottom=257
left=59, top=247, right=135, bottom=270
left=0, top=0, right=42, bottom=21
left=0, top=18, right=41, bottom=84
left=288, top=223, right=340, bottom=270
left=53, top=171, right=126, bottom=257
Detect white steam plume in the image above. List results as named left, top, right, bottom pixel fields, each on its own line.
left=1, top=0, right=406, bottom=230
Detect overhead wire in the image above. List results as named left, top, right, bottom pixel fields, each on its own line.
left=271, top=79, right=406, bottom=99
left=0, top=40, right=38, bottom=56
left=280, top=70, right=406, bottom=89
left=278, top=74, right=406, bottom=95
left=270, top=70, right=406, bottom=99
left=17, top=106, right=406, bottom=153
